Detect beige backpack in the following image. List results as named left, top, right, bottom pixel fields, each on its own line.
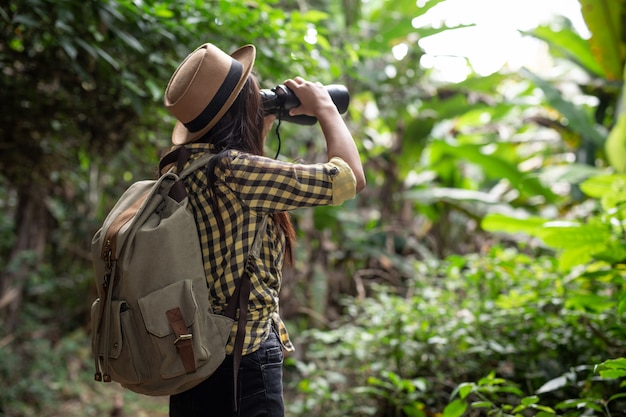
left=90, top=147, right=265, bottom=401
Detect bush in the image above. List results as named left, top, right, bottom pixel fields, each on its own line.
left=284, top=246, right=626, bottom=416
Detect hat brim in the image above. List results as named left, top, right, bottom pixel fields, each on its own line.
left=172, top=44, right=256, bottom=145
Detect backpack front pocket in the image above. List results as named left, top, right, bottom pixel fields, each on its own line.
left=138, top=278, right=233, bottom=380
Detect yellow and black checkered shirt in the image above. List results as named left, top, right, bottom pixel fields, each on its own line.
left=181, top=142, right=357, bottom=355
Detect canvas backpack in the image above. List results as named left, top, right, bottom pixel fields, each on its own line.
left=90, top=146, right=266, bottom=400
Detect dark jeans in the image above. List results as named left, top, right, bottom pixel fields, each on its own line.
left=169, top=330, right=285, bottom=417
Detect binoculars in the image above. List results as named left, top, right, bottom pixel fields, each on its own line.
left=261, top=84, right=350, bottom=125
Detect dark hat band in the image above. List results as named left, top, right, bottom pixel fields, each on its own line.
left=183, top=59, right=243, bottom=133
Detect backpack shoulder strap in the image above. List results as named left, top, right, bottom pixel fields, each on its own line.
left=159, top=146, right=191, bottom=175
left=224, top=214, right=269, bottom=411
left=179, top=152, right=216, bottom=179
left=160, top=147, right=216, bottom=202
left=159, top=146, right=216, bottom=177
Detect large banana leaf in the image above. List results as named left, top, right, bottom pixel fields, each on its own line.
left=430, top=140, right=557, bottom=203
left=527, top=25, right=605, bottom=78
left=522, top=68, right=606, bottom=147
left=579, top=0, right=625, bottom=81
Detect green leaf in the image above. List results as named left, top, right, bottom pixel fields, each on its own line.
left=599, top=369, right=626, bottom=378
left=605, top=112, right=626, bottom=173
left=608, top=392, right=626, bottom=403
left=153, top=4, right=174, bottom=18
left=597, top=358, right=626, bottom=379
left=470, top=401, right=493, bottom=408
left=527, top=25, right=605, bottom=77
left=458, top=383, right=474, bottom=400
left=301, top=9, right=330, bottom=22
left=477, top=372, right=505, bottom=386
left=481, top=214, right=547, bottom=235
left=406, top=187, right=502, bottom=205
left=579, top=174, right=626, bottom=198
left=400, top=115, right=435, bottom=175
left=59, top=38, right=78, bottom=60
left=557, top=246, right=593, bottom=271
left=402, top=404, right=427, bottom=417
left=536, top=412, right=558, bottom=417
left=115, top=30, right=145, bottom=53
left=537, top=375, right=569, bottom=395
left=566, top=293, right=615, bottom=312
left=496, top=290, right=537, bottom=309
left=579, top=0, right=625, bottom=80
left=533, top=405, right=557, bottom=413
left=594, top=242, right=626, bottom=264
left=442, top=399, right=467, bottom=417
left=521, top=395, right=540, bottom=406
left=429, top=141, right=557, bottom=202
left=556, top=398, right=593, bottom=410
left=537, top=221, right=610, bottom=250
left=539, top=163, right=601, bottom=187
left=422, top=93, right=470, bottom=120
left=522, top=68, right=606, bottom=147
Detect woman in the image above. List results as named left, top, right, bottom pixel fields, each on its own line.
left=163, top=43, right=365, bottom=417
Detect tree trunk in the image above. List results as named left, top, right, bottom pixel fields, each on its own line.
left=0, top=185, right=53, bottom=333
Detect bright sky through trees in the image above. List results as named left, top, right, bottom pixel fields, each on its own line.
left=413, top=0, right=589, bottom=81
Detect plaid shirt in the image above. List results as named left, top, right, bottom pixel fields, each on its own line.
left=181, top=142, right=357, bottom=355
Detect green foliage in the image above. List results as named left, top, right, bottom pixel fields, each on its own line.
left=528, top=23, right=605, bottom=78
left=597, top=358, right=626, bottom=379
left=523, top=68, right=606, bottom=148
left=483, top=173, right=626, bottom=273
left=389, top=0, right=626, bottom=255
left=0, top=328, right=168, bottom=417
left=3, top=0, right=626, bottom=415
left=285, top=245, right=626, bottom=416
left=475, top=174, right=626, bottom=415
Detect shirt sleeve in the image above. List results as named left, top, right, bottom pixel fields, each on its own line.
left=327, top=156, right=357, bottom=206
left=218, top=151, right=357, bottom=212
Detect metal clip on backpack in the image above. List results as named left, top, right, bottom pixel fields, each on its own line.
left=91, top=146, right=266, bottom=408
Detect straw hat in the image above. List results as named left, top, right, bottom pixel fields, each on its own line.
left=164, top=43, right=256, bottom=145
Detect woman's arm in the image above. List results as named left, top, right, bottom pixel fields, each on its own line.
left=284, top=77, right=366, bottom=193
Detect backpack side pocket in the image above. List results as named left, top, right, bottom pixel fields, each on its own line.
left=93, top=300, right=146, bottom=384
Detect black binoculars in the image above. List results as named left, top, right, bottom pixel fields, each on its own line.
left=261, top=84, right=350, bottom=125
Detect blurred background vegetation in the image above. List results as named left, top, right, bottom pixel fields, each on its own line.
left=1, top=0, right=626, bottom=416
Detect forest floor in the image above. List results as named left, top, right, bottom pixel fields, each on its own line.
left=52, top=382, right=169, bottom=417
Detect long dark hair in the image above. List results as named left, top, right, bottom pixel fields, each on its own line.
left=198, top=74, right=296, bottom=265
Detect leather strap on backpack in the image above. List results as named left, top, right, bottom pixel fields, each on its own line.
left=224, top=215, right=269, bottom=411
left=160, top=146, right=216, bottom=202
left=159, top=146, right=192, bottom=175
left=166, top=307, right=196, bottom=374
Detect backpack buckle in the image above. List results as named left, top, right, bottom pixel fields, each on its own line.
left=173, top=333, right=192, bottom=345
